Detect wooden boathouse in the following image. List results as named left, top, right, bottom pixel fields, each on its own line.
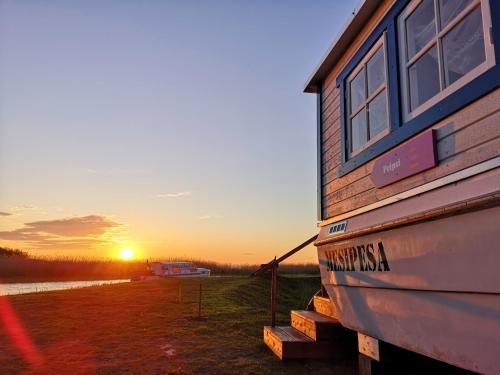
left=259, top=0, right=500, bottom=373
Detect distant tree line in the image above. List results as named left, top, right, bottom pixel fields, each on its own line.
left=0, top=246, right=28, bottom=258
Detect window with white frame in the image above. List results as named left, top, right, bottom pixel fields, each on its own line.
left=398, top=0, right=495, bottom=120
left=346, top=36, right=389, bottom=156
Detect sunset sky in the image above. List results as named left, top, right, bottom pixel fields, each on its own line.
left=0, top=0, right=357, bottom=263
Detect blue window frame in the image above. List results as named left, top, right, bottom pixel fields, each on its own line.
left=336, top=0, right=500, bottom=177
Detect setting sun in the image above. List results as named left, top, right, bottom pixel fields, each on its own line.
left=119, top=247, right=134, bottom=261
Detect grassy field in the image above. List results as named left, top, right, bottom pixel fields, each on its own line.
left=0, top=275, right=356, bottom=374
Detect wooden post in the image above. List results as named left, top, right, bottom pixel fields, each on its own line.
left=271, top=258, right=278, bottom=327
left=359, top=354, right=379, bottom=375
left=198, top=283, right=202, bottom=318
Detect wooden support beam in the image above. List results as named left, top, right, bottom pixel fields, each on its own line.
left=359, top=353, right=382, bottom=375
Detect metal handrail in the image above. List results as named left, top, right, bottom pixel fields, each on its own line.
left=250, top=234, right=318, bottom=327
left=250, top=234, right=318, bottom=276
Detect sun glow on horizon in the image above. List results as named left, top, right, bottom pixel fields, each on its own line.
left=119, top=247, right=135, bottom=261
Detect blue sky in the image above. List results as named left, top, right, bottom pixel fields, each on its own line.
left=0, top=0, right=357, bottom=263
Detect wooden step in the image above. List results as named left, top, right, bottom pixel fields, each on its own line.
left=263, top=326, right=337, bottom=360
left=291, top=310, right=344, bottom=341
left=313, top=295, right=337, bottom=319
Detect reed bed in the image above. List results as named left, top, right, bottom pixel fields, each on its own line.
left=0, top=256, right=145, bottom=282
left=0, top=247, right=319, bottom=282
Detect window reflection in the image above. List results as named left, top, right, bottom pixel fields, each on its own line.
left=368, top=91, right=388, bottom=138
left=350, top=70, right=366, bottom=112
left=409, top=46, right=440, bottom=110
left=367, top=48, right=385, bottom=96
left=406, top=0, right=436, bottom=59
left=351, top=109, right=367, bottom=152
left=439, top=0, right=473, bottom=28
left=442, top=7, right=485, bottom=86
left=399, top=0, right=490, bottom=117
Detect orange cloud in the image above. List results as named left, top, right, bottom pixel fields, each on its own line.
left=22, top=215, right=121, bottom=237
left=0, top=229, right=51, bottom=241
left=0, top=215, right=125, bottom=251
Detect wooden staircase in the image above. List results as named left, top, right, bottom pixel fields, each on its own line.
left=312, top=295, right=337, bottom=318
left=252, top=237, right=355, bottom=361
left=264, top=295, right=356, bottom=360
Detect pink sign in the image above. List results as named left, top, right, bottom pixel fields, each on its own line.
left=370, top=130, right=436, bottom=188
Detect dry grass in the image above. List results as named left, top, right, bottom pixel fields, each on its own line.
left=169, top=258, right=320, bottom=276
left=0, top=257, right=146, bottom=283
left=0, top=276, right=356, bottom=374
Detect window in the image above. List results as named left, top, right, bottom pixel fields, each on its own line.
left=336, top=0, right=499, bottom=176
left=398, top=0, right=495, bottom=120
left=346, top=36, right=390, bottom=156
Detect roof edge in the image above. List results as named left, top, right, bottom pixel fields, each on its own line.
left=303, top=0, right=385, bottom=94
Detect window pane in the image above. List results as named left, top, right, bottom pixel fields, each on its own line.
left=367, top=48, right=385, bottom=96
left=351, top=109, right=367, bottom=152
left=439, top=0, right=473, bottom=29
left=406, top=0, right=436, bottom=59
left=350, top=69, right=366, bottom=112
left=442, top=6, right=485, bottom=87
left=368, top=90, right=388, bottom=139
left=409, top=45, right=440, bottom=110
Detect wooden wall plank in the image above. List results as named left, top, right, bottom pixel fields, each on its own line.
left=322, top=101, right=340, bottom=125
left=323, top=175, right=374, bottom=210
left=322, top=131, right=340, bottom=156
left=321, top=88, right=500, bottom=218
left=322, top=87, right=340, bottom=107
left=322, top=82, right=338, bottom=104
left=322, top=91, right=341, bottom=113
left=324, top=133, right=500, bottom=217
left=323, top=148, right=341, bottom=169
left=322, top=122, right=340, bottom=145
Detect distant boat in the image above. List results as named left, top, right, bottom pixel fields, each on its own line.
left=148, top=261, right=210, bottom=277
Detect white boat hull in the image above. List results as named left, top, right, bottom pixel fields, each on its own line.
left=317, top=205, right=500, bottom=373
left=148, top=262, right=211, bottom=278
